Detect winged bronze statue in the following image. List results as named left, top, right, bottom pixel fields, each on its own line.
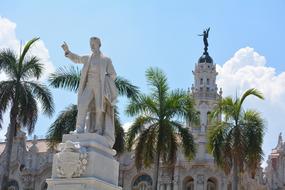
left=199, top=27, right=210, bottom=53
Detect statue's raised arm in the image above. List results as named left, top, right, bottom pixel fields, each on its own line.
left=61, top=41, right=69, bottom=53
left=199, top=27, right=210, bottom=53
left=61, top=41, right=89, bottom=64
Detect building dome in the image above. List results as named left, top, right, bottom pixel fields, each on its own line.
left=198, top=52, right=213, bottom=63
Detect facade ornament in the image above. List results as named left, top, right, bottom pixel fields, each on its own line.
left=54, top=141, right=88, bottom=178
left=29, top=135, right=39, bottom=153
left=277, top=132, right=283, bottom=149
left=21, top=173, right=34, bottom=188
left=197, top=174, right=204, bottom=184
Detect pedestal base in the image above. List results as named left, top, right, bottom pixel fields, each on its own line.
left=46, top=177, right=122, bottom=190
left=46, top=133, right=121, bottom=190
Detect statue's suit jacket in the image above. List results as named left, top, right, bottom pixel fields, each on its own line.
left=66, top=51, right=117, bottom=112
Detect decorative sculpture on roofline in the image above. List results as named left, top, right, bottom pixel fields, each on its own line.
left=199, top=27, right=210, bottom=54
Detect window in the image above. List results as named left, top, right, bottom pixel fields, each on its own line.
left=184, top=177, right=194, bottom=190
left=200, top=78, right=203, bottom=85
left=207, top=112, right=211, bottom=126
left=207, top=78, right=210, bottom=85
left=138, top=183, right=147, bottom=190
left=207, top=178, right=217, bottom=190
left=207, top=182, right=215, bottom=190
left=186, top=182, right=194, bottom=190
left=132, top=174, right=152, bottom=190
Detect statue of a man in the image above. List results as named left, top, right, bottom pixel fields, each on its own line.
left=61, top=37, right=117, bottom=147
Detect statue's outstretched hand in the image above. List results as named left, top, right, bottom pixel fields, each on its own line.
left=61, top=41, right=69, bottom=53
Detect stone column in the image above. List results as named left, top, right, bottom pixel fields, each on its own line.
left=173, top=180, right=179, bottom=190
left=196, top=175, right=205, bottom=190
left=166, top=183, right=171, bottom=190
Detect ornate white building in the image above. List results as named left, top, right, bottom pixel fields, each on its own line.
left=0, top=131, right=53, bottom=190
left=265, top=133, right=285, bottom=190
left=0, top=46, right=272, bottom=190
left=118, top=49, right=267, bottom=190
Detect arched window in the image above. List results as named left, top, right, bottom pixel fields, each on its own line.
left=207, top=177, right=217, bottom=190
left=138, top=182, right=147, bottom=190
left=207, top=78, right=210, bottom=85
left=132, top=174, right=152, bottom=190
left=200, top=78, right=203, bottom=85
left=207, top=111, right=211, bottom=126
left=183, top=176, right=194, bottom=190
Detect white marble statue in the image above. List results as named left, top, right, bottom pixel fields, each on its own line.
left=61, top=37, right=117, bottom=146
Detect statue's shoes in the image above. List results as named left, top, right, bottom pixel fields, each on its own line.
left=76, top=128, right=85, bottom=133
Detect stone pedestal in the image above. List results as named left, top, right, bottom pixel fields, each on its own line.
left=47, top=133, right=122, bottom=190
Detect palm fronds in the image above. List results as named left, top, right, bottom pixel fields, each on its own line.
left=207, top=88, right=265, bottom=190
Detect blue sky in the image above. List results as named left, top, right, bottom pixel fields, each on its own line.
left=1, top=0, right=285, bottom=166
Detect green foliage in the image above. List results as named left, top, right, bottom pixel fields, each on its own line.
left=115, top=76, right=140, bottom=100
left=49, top=66, right=80, bottom=92
left=125, top=67, right=197, bottom=189
left=113, top=108, right=125, bottom=153
left=46, top=104, right=77, bottom=148
left=0, top=37, right=54, bottom=133
left=0, top=37, right=54, bottom=190
left=207, top=88, right=265, bottom=189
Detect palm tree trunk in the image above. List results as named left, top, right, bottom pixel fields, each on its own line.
left=153, top=152, right=160, bottom=190
left=1, top=84, right=19, bottom=190
left=1, top=104, right=18, bottom=190
left=232, top=159, right=239, bottom=190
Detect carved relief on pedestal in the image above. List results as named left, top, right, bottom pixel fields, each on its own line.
left=54, top=141, right=88, bottom=178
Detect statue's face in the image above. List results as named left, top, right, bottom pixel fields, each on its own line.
left=90, top=39, right=100, bottom=52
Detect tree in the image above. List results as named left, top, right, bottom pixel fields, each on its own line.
left=207, top=88, right=265, bottom=190
left=0, top=38, right=54, bottom=190
left=46, top=66, right=139, bottom=153
left=126, top=67, right=197, bottom=190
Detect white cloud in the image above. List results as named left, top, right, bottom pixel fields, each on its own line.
left=0, top=17, right=55, bottom=81
left=217, top=47, right=285, bottom=104
left=216, top=47, right=285, bottom=167
left=0, top=17, right=55, bottom=139
left=0, top=17, right=19, bottom=50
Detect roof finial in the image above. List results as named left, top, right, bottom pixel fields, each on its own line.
left=199, top=27, right=210, bottom=54
left=277, top=132, right=283, bottom=149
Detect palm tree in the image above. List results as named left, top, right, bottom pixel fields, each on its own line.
left=0, top=38, right=54, bottom=190
left=207, top=88, right=265, bottom=190
left=126, top=67, right=197, bottom=190
left=46, top=66, right=139, bottom=153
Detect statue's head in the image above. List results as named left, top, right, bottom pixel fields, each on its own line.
left=90, top=37, right=101, bottom=52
